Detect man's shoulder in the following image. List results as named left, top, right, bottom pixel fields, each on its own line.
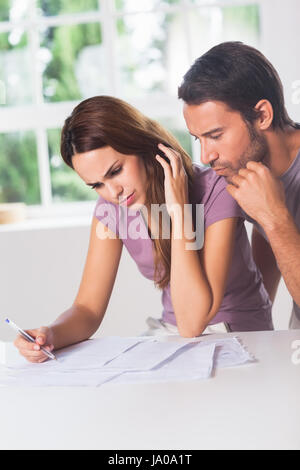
left=191, top=163, right=227, bottom=199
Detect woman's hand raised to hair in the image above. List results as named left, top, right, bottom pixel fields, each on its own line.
left=155, top=143, right=189, bottom=218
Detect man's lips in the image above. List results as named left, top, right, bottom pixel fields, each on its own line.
left=213, top=167, right=227, bottom=174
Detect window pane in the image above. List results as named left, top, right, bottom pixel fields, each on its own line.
left=0, top=31, right=33, bottom=106
left=115, top=0, right=181, bottom=12
left=37, top=0, right=99, bottom=16
left=0, top=0, right=30, bottom=22
left=0, top=0, right=10, bottom=21
left=222, top=5, right=260, bottom=43
left=188, top=5, right=260, bottom=60
left=116, top=10, right=189, bottom=99
left=41, top=23, right=105, bottom=102
left=48, top=129, right=97, bottom=203
left=190, top=0, right=249, bottom=4
left=0, top=131, right=40, bottom=204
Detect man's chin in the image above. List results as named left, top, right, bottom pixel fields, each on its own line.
left=224, top=174, right=234, bottom=184
left=212, top=167, right=233, bottom=181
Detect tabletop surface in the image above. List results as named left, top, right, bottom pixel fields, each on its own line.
left=0, top=329, right=299, bottom=450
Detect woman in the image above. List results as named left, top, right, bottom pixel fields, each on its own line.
left=14, top=96, right=272, bottom=362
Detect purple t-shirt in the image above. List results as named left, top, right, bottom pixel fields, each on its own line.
left=94, top=164, right=273, bottom=332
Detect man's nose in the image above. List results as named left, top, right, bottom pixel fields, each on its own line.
left=200, top=143, right=219, bottom=166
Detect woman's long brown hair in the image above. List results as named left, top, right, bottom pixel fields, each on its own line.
left=61, top=95, right=195, bottom=289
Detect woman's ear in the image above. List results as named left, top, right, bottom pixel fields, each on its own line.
left=254, top=99, right=274, bottom=130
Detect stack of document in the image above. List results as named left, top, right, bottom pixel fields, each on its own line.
left=0, top=336, right=256, bottom=387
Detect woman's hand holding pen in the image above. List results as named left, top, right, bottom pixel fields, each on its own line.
left=14, top=326, right=55, bottom=363
left=155, top=143, right=189, bottom=218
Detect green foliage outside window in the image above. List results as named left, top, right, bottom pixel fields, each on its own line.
left=0, top=0, right=10, bottom=22
left=0, top=132, right=40, bottom=204
left=37, top=0, right=99, bottom=16
left=41, top=22, right=102, bottom=102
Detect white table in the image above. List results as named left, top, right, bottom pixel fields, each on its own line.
left=0, top=329, right=299, bottom=450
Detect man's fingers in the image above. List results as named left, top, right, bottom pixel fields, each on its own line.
left=246, top=160, right=269, bottom=175
left=226, top=183, right=238, bottom=199
left=230, top=174, right=245, bottom=187
left=238, top=168, right=255, bottom=178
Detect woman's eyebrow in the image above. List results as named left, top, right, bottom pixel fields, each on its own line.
left=85, top=160, right=119, bottom=186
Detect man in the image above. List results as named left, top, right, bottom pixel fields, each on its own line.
left=178, top=41, right=300, bottom=328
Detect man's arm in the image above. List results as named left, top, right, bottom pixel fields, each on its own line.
left=251, top=226, right=281, bottom=303
left=262, top=209, right=300, bottom=306
left=227, top=161, right=300, bottom=306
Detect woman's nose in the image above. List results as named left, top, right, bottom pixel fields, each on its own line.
left=106, top=182, right=123, bottom=200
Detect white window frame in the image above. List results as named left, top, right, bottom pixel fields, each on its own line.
left=0, top=0, right=261, bottom=219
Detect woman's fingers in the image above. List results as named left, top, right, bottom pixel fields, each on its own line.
left=156, top=154, right=172, bottom=177
left=158, top=143, right=182, bottom=178
left=32, top=327, right=49, bottom=346
left=13, top=327, right=54, bottom=363
left=18, top=344, right=54, bottom=363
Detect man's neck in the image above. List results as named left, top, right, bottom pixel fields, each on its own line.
left=267, top=127, right=300, bottom=177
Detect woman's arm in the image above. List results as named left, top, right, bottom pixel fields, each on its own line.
left=155, top=143, right=239, bottom=337
left=47, top=216, right=123, bottom=350
left=170, top=214, right=237, bottom=337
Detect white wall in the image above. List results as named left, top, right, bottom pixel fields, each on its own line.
left=0, top=221, right=162, bottom=342
left=260, top=0, right=300, bottom=124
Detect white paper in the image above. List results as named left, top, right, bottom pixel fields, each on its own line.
left=4, top=336, right=142, bottom=372
left=111, top=342, right=216, bottom=384
left=0, top=335, right=256, bottom=387
left=102, top=340, right=190, bottom=371
left=200, top=337, right=256, bottom=368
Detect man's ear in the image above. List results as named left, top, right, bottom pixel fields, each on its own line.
left=254, top=99, right=274, bottom=130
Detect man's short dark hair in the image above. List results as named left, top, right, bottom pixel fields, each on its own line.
left=178, top=41, right=300, bottom=130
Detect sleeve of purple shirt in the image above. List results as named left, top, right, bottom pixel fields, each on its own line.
left=204, top=176, right=244, bottom=230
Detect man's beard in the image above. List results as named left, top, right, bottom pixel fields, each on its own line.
left=212, top=123, right=269, bottom=183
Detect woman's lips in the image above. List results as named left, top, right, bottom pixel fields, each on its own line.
left=120, top=191, right=136, bottom=206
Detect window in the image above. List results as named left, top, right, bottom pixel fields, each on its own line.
left=0, top=0, right=260, bottom=214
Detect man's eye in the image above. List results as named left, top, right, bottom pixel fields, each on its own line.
left=211, top=134, right=222, bottom=140
left=193, top=136, right=198, bottom=141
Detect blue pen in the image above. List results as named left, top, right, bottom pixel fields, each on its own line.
left=5, top=318, right=57, bottom=361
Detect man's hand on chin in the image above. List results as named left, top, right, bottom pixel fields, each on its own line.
left=226, top=161, right=288, bottom=230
